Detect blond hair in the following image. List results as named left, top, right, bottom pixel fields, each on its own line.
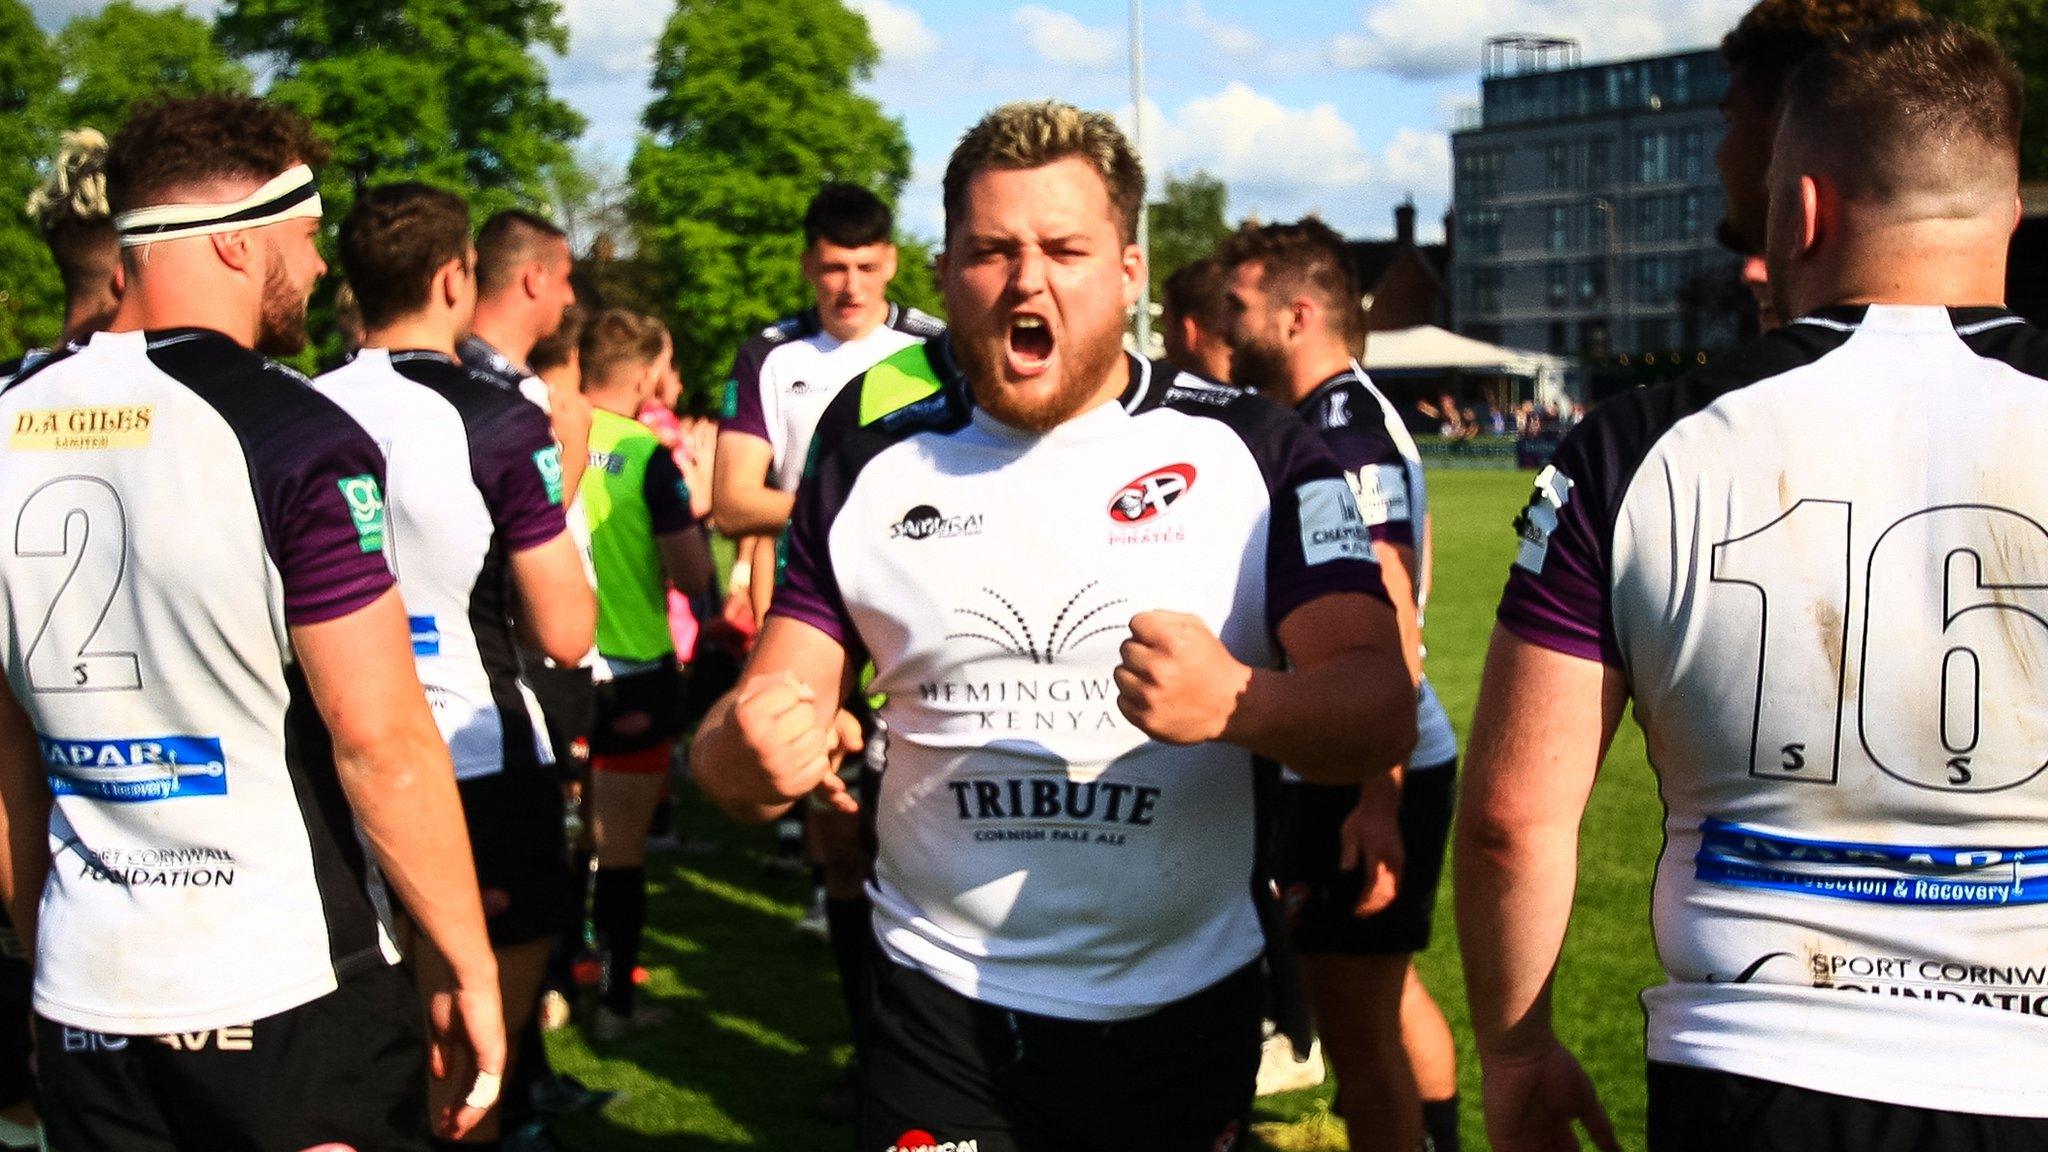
left=942, top=100, right=1145, bottom=244
left=26, top=128, right=112, bottom=228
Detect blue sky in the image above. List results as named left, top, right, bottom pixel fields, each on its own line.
left=32, top=0, right=1752, bottom=242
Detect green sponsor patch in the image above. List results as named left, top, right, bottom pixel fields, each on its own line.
left=534, top=444, right=565, bottom=505
left=719, top=378, right=740, bottom=420
left=337, top=474, right=386, bottom=554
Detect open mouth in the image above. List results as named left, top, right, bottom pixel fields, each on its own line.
left=1008, top=315, right=1054, bottom=371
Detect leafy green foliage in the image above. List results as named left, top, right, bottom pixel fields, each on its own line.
left=1922, top=0, right=2048, bottom=180
left=1147, top=171, right=1234, bottom=299
left=0, top=0, right=60, bottom=359
left=629, top=0, right=916, bottom=397
left=54, top=3, right=252, bottom=136
left=216, top=0, right=584, bottom=225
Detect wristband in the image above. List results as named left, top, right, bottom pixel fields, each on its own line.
left=730, top=560, right=753, bottom=588
left=464, top=1069, right=504, bottom=1111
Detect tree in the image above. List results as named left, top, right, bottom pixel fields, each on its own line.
left=630, top=0, right=916, bottom=395
left=0, top=0, right=60, bottom=359
left=1921, top=0, right=2048, bottom=179
left=216, top=0, right=585, bottom=224
left=1146, top=171, right=1233, bottom=299
left=55, top=3, right=252, bottom=136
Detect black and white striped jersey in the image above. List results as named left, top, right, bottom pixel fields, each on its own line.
left=315, top=348, right=568, bottom=781
left=1499, top=305, right=2048, bottom=1115
left=1, top=329, right=399, bottom=1034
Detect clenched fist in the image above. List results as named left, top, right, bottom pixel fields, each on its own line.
left=1113, top=610, right=1250, bottom=745
left=732, top=672, right=861, bottom=812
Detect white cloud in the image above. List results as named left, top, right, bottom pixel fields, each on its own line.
left=1380, top=127, right=1450, bottom=199
left=1330, top=0, right=1750, bottom=79
left=1110, top=85, right=1453, bottom=239
left=1181, top=0, right=1261, bottom=60
left=1146, top=83, right=1377, bottom=198
left=851, top=0, right=940, bottom=63
left=556, top=0, right=669, bottom=79
left=1011, top=5, right=1121, bottom=68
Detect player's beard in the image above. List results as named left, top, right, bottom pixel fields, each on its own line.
left=255, top=251, right=311, bottom=358
left=957, top=312, right=1126, bottom=434
left=1227, top=330, right=1290, bottom=397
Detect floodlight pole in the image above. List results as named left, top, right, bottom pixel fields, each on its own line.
left=1131, top=0, right=1151, bottom=352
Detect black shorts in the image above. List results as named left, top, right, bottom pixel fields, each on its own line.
left=459, top=769, right=577, bottom=947
left=1275, top=759, right=1456, bottom=955
left=523, top=657, right=594, bottom=772
left=0, top=923, right=28, bottom=1111
left=1647, top=1062, right=2048, bottom=1151
left=859, top=945, right=1262, bottom=1152
left=36, top=963, right=429, bottom=1152
left=589, top=657, right=686, bottom=758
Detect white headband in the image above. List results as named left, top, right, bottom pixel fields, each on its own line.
left=114, top=164, right=322, bottom=248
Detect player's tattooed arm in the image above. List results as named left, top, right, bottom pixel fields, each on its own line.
left=1113, top=592, right=1417, bottom=784
left=0, top=679, right=51, bottom=952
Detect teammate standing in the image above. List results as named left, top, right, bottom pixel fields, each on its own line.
left=0, top=95, right=502, bottom=1150
left=317, top=183, right=596, bottom=1151
left=3, top=129, right=122, bottom=386
left=1461, top=23, right=2048, bottom=1150
left=461, top=210, right=589, bottom=503
left=1713, top=0, right=1923, bottom=308
left=713, top=183, right=945, bottom=622
left=578, top=309, right=714, bottom=1039
left=1159, top=255, right=1234, bottom=383
left=694, top=100, right=1417, bottom=1151
left=1222, top=218, right=1461, bottom=1152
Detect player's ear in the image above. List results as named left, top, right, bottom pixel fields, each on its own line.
left=880, top=243, right=899, bottom=283
left=1799, top=174, right=1827, bottom=258
left=1121, top=241, right=1146, bottom=308
left=211, top=229, right=256, bottom=273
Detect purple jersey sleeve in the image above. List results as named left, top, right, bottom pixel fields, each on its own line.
left=474, top=401, right=569, bottom=553
left=1253, top=405, right=1391, bottom=635
left=269, top=415, right=398, bottom=625
left=768, top=470, right=860, bottom=653
left=1496, top=420, right=1622, bottom=665
left=720, top=337, right=772, bottom=442
left=642, top=447, right=698, bottom=536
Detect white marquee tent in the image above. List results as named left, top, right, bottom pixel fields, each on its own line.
left=1361, top=325, right=1576, bottom=410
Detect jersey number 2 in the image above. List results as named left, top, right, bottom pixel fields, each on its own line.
left=14, top=477, right=141, bottom=694
left=1711, top=500, right=2048, bottom=793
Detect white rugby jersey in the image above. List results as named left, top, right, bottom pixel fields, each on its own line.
left=316, top=349, right=566, bottom=781
left=1499, top=305, right=2048, bottom=1115
left=722, top=304, right=945, bottom=492
left=775, top=341, right=1389, bottom=1021
left=0, top=329, right=399, bottom=1034
left=1297, top=364, right=1456, bottom=770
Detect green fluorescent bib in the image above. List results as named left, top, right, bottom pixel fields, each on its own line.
left=582, top=409, right=674, bottom=661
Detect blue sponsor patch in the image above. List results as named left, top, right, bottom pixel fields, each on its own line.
left=38, top=735, right=228, bottom=803
left=1696, top=818, right=2048, bottom=907
left=409, top=614, right=442, bottom=656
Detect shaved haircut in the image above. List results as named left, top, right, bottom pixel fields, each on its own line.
left=1777, top=19, right=2021, bottom=219
left=474, top=209, right=568, bottom=297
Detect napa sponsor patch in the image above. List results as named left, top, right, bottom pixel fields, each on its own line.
left=10, top=405, right=154, bottom=451
left=1695, top=818, right=2048, bottom=907
left=39, top=734, right=228, bottom=803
